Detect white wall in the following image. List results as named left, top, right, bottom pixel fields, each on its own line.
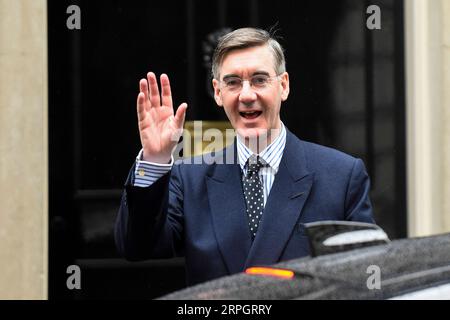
left=0, top=0, right=48, bottom=299
left=405, top=0, right=450, bottom=237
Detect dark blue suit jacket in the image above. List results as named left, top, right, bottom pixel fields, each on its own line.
left=115, top=129, right=374, bottom=285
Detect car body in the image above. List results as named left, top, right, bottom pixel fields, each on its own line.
left=159, top=222, right=450, bottom=300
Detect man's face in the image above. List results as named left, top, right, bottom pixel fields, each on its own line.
left=212, top=45, right=290, bottom=142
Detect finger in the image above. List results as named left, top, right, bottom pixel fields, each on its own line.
left=147, top=72, right=161, bottom=107
left=136, top=92, right=146, bottom=122
left=160, top=74, right=173, bottom=108
left=139, top=79, right=151, bottom=110
left=174, top=103, right=188, bottom=129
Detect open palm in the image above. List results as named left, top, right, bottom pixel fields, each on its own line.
left=137, top=72, right=187, bottom=163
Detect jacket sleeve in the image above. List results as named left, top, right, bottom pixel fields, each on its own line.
left=114, top=163, right=185, bottom=261
left=344, top=158, right=375, bottom=224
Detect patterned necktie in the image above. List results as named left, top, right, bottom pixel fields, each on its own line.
left=243, top=154, right=265, bottom=240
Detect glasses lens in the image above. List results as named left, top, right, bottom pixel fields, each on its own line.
left=224, top=77, right=242, bottom=91
left=251, top=75, right=270, bottom=88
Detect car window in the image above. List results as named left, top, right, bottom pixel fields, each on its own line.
left=390, top=282, right=450, bottom=300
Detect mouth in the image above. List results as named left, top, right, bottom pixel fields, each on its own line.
left=239, top=111, right=262, bottom=120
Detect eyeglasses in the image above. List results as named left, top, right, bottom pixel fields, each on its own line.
left=219, top=74, right=281, bottom=92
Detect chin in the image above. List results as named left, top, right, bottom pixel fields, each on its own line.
left=236, top=127, right=270, bottom=144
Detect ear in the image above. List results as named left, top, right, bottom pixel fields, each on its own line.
left=280, top=72, right=290, bottom=101
left=212, top=78, right=223, bottom=107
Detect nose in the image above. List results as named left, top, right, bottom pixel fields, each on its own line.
left=238, top=80, right=257, bottom=103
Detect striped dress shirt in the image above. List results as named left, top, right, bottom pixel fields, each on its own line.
left=236, top=123, right=286, bottom=205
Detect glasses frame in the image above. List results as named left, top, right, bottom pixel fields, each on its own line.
left=218, top=74, right=282, bottom=93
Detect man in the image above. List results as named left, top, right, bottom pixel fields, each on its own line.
left=115, top=28, right=374, bottom=286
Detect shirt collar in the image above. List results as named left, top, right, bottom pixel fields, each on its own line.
left=236, top=122, right=287, bottom=172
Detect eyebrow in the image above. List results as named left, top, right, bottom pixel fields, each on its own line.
left=222, top=74, right=240, bottom=81
left=222, top=71, right=271, bottom=80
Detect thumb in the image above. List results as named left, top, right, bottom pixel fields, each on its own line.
left=174, top=103, right=188, bottom=129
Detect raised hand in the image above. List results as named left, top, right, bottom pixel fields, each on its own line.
left=137, top=72, right=188, bottom=163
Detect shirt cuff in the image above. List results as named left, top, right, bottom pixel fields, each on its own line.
left=133, top=149, right=173, bottom=187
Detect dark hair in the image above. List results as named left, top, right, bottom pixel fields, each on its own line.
left=211, top=27, right=286, bottom=79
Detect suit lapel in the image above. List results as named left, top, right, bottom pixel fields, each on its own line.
left=244, top=130, right=314, bottom=268
left=206, top=144, right=252, bottom=275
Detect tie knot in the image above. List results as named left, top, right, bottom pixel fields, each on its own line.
left=247, top=155, right=263, bottom=173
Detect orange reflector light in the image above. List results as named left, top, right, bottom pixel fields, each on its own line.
left=245, top=267, right=295, bottom=279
